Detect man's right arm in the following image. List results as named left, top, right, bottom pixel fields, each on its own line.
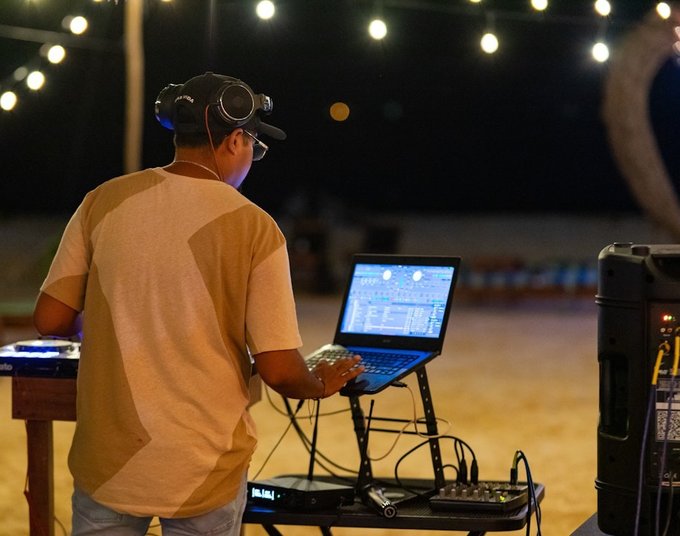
left=253, top=349, right=363, bottom=400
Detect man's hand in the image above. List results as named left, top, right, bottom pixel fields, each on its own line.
left=253, top=349, right=364, bottom=400
left=312, top=355, right=364, bottom=398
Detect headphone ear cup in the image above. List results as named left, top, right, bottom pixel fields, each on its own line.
left=214, top=82, right=256, bottom=127
left=154, top=84, right=182, bottom=130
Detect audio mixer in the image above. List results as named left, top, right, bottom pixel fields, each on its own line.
left=429, top=481, right=529, bottom=513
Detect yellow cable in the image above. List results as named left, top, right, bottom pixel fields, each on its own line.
left=674, top=335, right=680, bottom=377
left=652, top=343, right=670, bottom=386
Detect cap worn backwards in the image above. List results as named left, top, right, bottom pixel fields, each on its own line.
left=160, top=72, right=286, bottom=140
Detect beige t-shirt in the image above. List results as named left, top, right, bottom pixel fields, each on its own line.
left=41, top=168, right=302, bottom=517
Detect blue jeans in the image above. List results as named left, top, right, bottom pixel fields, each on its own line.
left=71, top=476, right=247, bottom=536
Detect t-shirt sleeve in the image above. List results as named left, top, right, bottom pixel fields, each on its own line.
left=245, top=243, right=303, bottom=355
left=40, top=203, right=90, bottom=312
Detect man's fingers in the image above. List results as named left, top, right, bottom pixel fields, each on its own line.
left=315, top=355, right=364, bottom=382
left=335, top=355, right=362, bottom=373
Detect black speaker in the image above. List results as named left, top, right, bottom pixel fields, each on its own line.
left=597, top=243, right=680, bottom=535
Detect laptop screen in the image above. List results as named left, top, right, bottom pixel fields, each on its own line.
left=338, top=260, right=457, bottom=340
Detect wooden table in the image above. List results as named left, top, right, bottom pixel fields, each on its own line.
left=11, top=376, right=77, bottom=536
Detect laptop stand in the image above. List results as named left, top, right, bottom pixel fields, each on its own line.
left=348, top=364, right=446, bottom=493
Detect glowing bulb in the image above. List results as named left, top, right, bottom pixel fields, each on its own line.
left=657, top=3, right=671, bottom=19
left=0, top=91, right=17, bottom=111
left=27, top=71, right=45, bottom=90
left=592, top=42, right=609, bottom=62
left=594, top=0, right=611, bottom=17
left=531, top=0, right=548, bottom=11
left=47, top=45, right=66, bottom=64
left=330, top=102, right=350, bottom=122
left=469, top=0, right=482, bottom=3
left=256, top=1, right=275, bottom=20
left=69, top=16, right=88, bottom=35
left=13, top=66, right=28, bottom=81
left=481, top=32, right=499, bottom=54
left=368, top=19, right=387, bottom=40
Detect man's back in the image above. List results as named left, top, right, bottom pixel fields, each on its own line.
left=41, top=167, right=302, bottom=517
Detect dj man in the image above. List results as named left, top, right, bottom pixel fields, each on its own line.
left=32, top=72, right=363, bottom=536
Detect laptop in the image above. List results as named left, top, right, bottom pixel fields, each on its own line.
left=305, top=254, right=460, bottom=396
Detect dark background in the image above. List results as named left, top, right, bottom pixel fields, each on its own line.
left=0, top=0, right=675, bottom=219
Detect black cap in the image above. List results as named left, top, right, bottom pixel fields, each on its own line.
left=157, top=72, right=286, bottom=140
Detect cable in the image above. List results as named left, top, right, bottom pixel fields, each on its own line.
left=393, top=435, right=478, bottom=496
left=282, top=397, right=359, bottom=478
left=262, top=387, right=356, bottom=478
left=511, top=450, right=542, bottom=536
left=635, top=388, right=657, bottom=535
left=655, top=336, right=680, bottom=536
left=657, top=335, right=680, bottom=535
left=264, top=385, right=350, bottom=419
left=55, top=516, right=68, bottom=536
left=393, top=439, right=435, bottom=497
left=652, top=343, right=670, bottom=387
left=250, top=399, right=304, bottom=480
left=204, top=105, right=224, bottom=181
left=635, top=342, right=670, bottom=534
left=364, top=386, right=452, bottom=462
left=662, top=472, right=675, bottom=536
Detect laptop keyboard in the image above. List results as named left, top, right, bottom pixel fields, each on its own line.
left=306, top=348, right=418, bottom=375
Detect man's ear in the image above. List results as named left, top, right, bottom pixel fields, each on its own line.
left=219, top=129, right=242, bottom=156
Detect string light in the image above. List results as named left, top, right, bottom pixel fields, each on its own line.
left=69, top=16, right=89, bottom=35
left=592, top=41, right=609, bottom=62
left=531, top=0, right=548, bottom=12
left=0, top=11, right=87, bottom=111
left=657, top=3, right=671, bottom=20
left=255, top=1, right=275, bottom=20
left=594, top=0, right=612, bottom=17
left=0, top=1, right=659, bottom=114
left=0, top=91, right=17, bottom=111
left=481, top=32, right=499, bottom=54
left=368, top=19, right=388, bottom=40
left=43, top=45, right=66, bottom=64
left=26, top=71, right=45, bottom=91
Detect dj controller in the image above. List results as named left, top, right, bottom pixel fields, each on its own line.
left=0, top=339, right=79, bottom=378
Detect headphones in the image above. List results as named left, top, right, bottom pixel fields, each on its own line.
left=154, top=73, right=274, bottom=132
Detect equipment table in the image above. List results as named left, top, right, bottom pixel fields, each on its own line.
left=246, top=365, right=544, bottom=535
left=243, top=476, right=545, bottom=535
left=11, top=367, right=543, bottom=536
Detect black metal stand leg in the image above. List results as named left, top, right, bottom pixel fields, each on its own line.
left=416, top=367, right=446, bottom=490
left=260, top=524, right=333, bottom=535
left=349, top=395, right=373, bottom=490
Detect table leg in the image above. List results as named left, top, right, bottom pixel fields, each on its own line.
left=25, top=420, right=54, bottom=536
